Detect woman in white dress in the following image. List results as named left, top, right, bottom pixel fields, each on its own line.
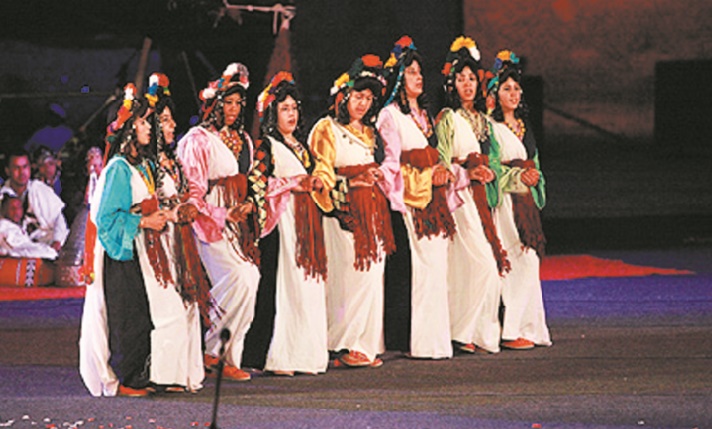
left=309, top=55, right=395, bottom=368
left=378, top=36, right=457, bottom=360
left=486, top=50, right=551, bottom=349
left=143, top=73, right=209, bottom=391
left=178, top=63, right=260, bottom=381
left=249, top=72, right=329, bottom=376
left=435, top=37, right=511, bottom=354
left=87, top=84, right=170, bottom=397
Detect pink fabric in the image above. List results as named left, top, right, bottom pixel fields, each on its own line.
left=376, top=108, right=406, bottom=213
left=178, top=128, right=227, bottom=243
left=261, top=176, right=301, bottom=237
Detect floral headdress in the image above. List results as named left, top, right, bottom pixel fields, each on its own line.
left=383, top=35, right=417, bottom=106
left=486, top=49, right=521, bottom=95
left=441, top=36, right=493, bottom=98
left=257, top=71, right=295, bottom=122
left=145, top=73, right=171, bottom=108
left=199, top=62, right=250, bottom=121
left=106, top=83, right=138, bottom=144
left=329, top=54, right=386, bottom=111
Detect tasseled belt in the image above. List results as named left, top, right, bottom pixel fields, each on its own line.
left=455, top=153, right=510, bottom=275
left=335, top=163, right=396, bottom=271
left=209, top=173, right=260, bottom=265
left=503, top=159, right=546, bottom=258
left=139, top=195, right=173, bottom=288
left=401, top=146, right=456, bottom=240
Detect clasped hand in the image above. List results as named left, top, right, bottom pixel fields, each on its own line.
left=226, top=202, right=255, bottom=223
left=432, top=164, right=453, bottom=187
left=468, top=165, right=495, bottom=184
left=141, top=210, right=169, bottom=231
left=349, top=167, right=382, bottom=188
left=520, top=168, right=540, bottom=187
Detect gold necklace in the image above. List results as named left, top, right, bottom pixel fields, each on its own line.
left=220, top=128, right=244, bottom=157
left=505, top=118, right=526, bottom=141
left=458, top=108, right=487, bottom=143
left=409, top=108, right=433, bottom=138
left=137, top=160, right=155, bottom=194
left=283, top=135, right=310, bottom=169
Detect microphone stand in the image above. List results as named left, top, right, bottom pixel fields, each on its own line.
left=210, top=328, right=230, bottom=429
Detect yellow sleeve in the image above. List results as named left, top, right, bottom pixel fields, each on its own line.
left=308, top=118, right=337, bottom=212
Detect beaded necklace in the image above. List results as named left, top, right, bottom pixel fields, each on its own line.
left=409, top=108, right=433, bottom=138
left=283, top=134, right=310, bottom=169
left=458, top=107, right=488, bottom=144
left=505, top=118, right=526, bottom=141
left=137, top=159, right=156, bottom=194
left=220, top=127, right=244, bottom=158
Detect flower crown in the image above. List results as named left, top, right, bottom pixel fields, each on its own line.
left=106, top=83, right=138, bottom=141
left=330, top=54, right=386, bottom=97
left=145, top=73, right=171, bottom=108
left=383, top=35, right=418, bottom=106
left=486, top=50, right=521, bottom=95
left=199, top=62, right=250, bottom=102
left=257, top=71, right=295, bottom=122
left=441, top=36, right=480, bottom=77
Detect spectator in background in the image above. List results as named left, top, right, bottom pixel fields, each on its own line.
left=25, top=102, right=74, bottom=154
left=0, top=195, right=58, bottom=259
left=1, top=149, right=68, bottom=252
left=32, top=145, right=62, bottom=196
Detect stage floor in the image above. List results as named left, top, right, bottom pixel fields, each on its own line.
left=1, top=246, right=711, bottom=429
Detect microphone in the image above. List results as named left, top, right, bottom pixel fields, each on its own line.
left=210, top=328, right=231, bottom=429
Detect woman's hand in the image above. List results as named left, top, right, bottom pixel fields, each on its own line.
left=140, top=210, right=169, bottom=231
left=432, top=164, right=453, bottom=187
left=169, top=203, right=198, bottom=223
left=468, top=165, right=495, bottom=184
left=349, top=167, right=382, bottom=188
left=226, top=202, right=255, bottom=223
left=520, top=168, right=540, bottom=187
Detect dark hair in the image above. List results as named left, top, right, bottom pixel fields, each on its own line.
left=259, top=81, right=305, bottom=143
left=148, top=95, right=177, bottom=162
left=443, top=52, right=486, bottom=112
left=393, top=51, right=430, bottom=115
left=6, top=148, right=30, bottom=167
left=335, top=77, right=383, bottom=126
left=106, top=97, right=150, bottom=163
left=490, top=67, right=529, bottom=123
left=203, top=84, right=248, bottom=133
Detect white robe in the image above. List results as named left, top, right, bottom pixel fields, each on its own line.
left=378, top=104, right=452, bottom=359
left=178, top=126, right=261, bottom=369
left=443, top=110, right=503, bottom=353
left=262, top=136, right=328, bottom=374
left=0, top=219, right=58, bottom=259
left=490, top=121, right=551, bottom=346
left=310, top=118, right=386, bottom=363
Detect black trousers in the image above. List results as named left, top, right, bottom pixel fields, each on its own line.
left=104, top=252, right=153, bottom=389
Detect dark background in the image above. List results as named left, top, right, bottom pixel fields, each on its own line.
left=2, top=0, right=712, bottom=251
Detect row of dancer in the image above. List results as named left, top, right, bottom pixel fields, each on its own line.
left=78, top=34, right=550, bottom=397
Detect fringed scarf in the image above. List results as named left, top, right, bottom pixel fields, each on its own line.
left=335, top=163, right=396, bottom=271
left=211, top=173, right=261, bottom=266
left=462, top=153, right=511, bottom=275
left=293, top=191, right=328, bottom=281
left=401, top=146, right=456, bottom=240
left=504, top=159, right=546, bottom=258
left=173, top=202, right=213, bottom=324
left=140, top=195, right=173, bottom=288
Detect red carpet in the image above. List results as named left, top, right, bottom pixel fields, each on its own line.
left=0, top=255, right=693, bottom=301
left=540, top=254, right=693, bottom=281
left=0, top=285, right=86, bottom=302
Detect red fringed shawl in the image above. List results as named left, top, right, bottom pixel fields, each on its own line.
left=173, top=201, right=213, bottom=324
left=401, top=146, right=456, bottom=240
left=462, top=153, right=511, bottom=275
left=140, top=196, right=173, bottom=288
left=335, top=163, right=396, bottom=271
left=293, top=191, right=328, bottom=281
left=504, top=159, right=546, bottom=258
left=211, top=173, right=261, bottom=265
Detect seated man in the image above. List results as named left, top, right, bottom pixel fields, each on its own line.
left=0, top=195, right=58, bottom=259
left=1, top=149, right=68, bottom=252
left=32, top=146, right=62, bottom=196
